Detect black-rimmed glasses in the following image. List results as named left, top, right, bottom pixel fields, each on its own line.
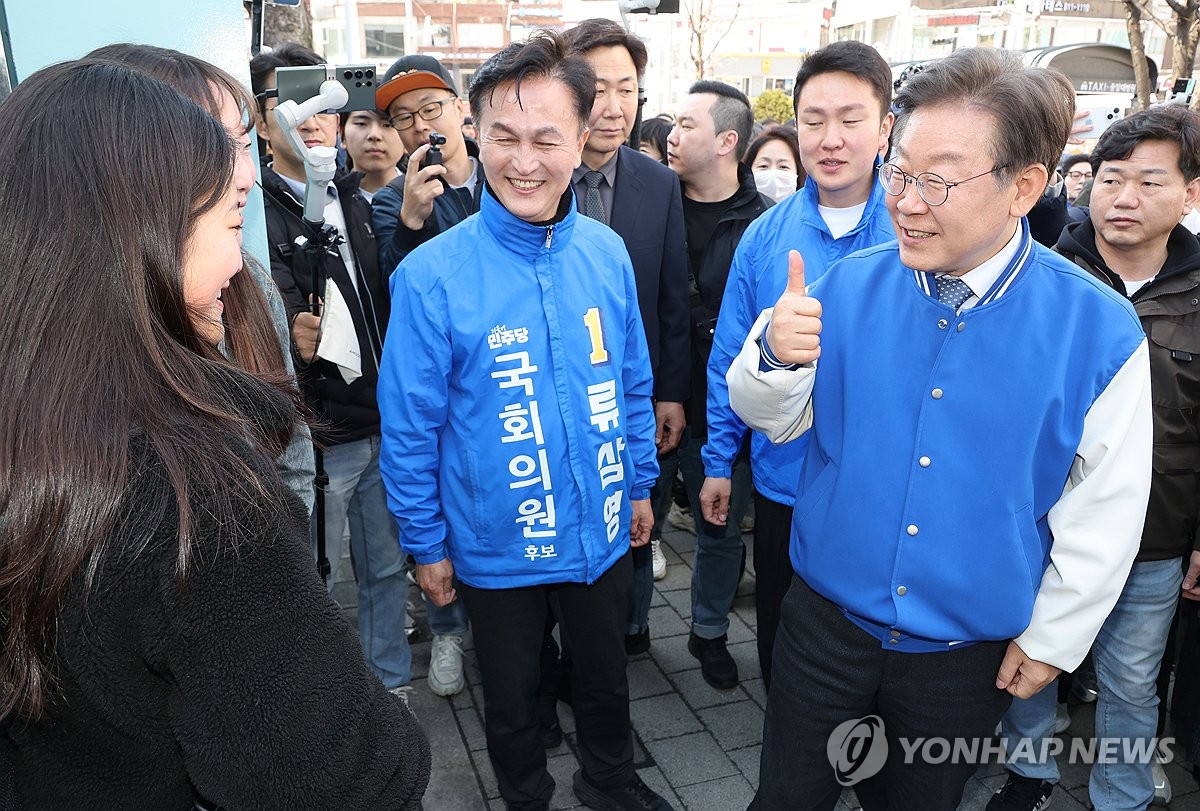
left=389, top=98, right=455, bottom=132
left=877, top=162, right=1007, bottom=207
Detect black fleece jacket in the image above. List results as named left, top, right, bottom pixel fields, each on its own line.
left=2, top=382, right=430, bottom=809
left=1056, top=219, right=1200, bottom=561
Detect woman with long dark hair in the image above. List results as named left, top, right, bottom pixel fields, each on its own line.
left=0, top=60, right=428, bottom=809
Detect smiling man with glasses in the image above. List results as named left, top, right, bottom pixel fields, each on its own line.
left=371, top=54, right=485, bottom=274
left=726, top=48, right=1153, bottom=810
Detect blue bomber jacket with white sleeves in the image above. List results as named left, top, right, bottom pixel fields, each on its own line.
left=378, top=186, right=659, bottom=589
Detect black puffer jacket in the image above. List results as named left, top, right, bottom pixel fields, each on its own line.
left=686, top=164, right=773, bottom=437
left=1056, top=219, right=1200, bottom=561
left=261, top=164, right=389, bottom=445
left=1, top=381, right=430, bottom=809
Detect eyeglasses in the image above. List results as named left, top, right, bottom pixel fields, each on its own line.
left=878, top=162, right=1007, bottom=207
left=388, top=98, right=455, bottom=131
left=1066, top=170, right=1092, bottom=181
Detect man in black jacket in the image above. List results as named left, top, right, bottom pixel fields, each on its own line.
left=664, top=81, right=772, bottom=690
left=563, top=17, right=691, bottom=653
left=250, top=44, right=415, bottom=701
left=371, top=54, right=486, bottom=274
left=990, top=104, right=1200, bottom=811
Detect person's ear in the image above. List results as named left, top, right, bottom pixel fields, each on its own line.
left=1009, top=163, right=1051, bottom=218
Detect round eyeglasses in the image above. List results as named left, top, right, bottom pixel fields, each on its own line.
left=389, top=97, right=456, bottom=132
left=877, top=162, right=1007, bottom=207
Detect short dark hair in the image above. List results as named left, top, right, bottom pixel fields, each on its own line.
left=892, top=48, right=1074, bottom=185
left=1061, top=153, right=1091, bottom=174
left=248, top=42, right=325, bottom=115
left=688, top=80, right=754, bottom=160
left=563, top=18, right=649, bottom=79
left=793, top=41, right=892, bottom=122
left=1092, top=105, right=1200, bottom=182
left=469, top=30, right=595, bottom=132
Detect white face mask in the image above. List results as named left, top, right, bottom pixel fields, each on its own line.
left=754, top=169, right=799, bottom=203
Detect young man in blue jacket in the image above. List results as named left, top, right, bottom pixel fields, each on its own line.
left=699, top=40, right=896, bottom=689
left=378, top=32, right=670, bottom=811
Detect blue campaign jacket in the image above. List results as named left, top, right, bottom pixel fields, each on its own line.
left=378, top=187, right=659, bottom=589
left=795, top=227, right=1145, bottom=646
left=702, top=178, right=895, bottom=504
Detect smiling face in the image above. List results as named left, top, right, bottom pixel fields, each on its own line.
left=580, top=44, right=639, bottom=169
left=1090, top=140, right=1200, bottom=258
left=886, top=103, right=1035, bottom=277
left=795, top=70, right=892, bottom=208
left=183, top=178, right=243, bottom=344
left=477, top=75, right=590, bottom=223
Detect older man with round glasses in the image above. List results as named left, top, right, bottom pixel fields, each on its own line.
left=729, top=47, right=1152, bottom=810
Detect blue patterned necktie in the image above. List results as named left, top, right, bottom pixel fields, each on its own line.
left=935, top=275, right=973, bottom=310
left=582, top=171, right=606, bottom=223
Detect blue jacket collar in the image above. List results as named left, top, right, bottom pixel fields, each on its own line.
left=479, top=183, right=578, bottom=257
left=796, top=163, right=890, bottom=238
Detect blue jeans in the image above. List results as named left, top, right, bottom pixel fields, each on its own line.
left=315, top=434, right=411, bottom=689
left=1001, top=557, right=1183, bottom=810
left=628, top=429, right=751, bottom=637
left=427, top=592, right=470, bottom=636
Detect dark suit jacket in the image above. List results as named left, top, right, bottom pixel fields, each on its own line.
left=605, top=145, right=690, bottom=403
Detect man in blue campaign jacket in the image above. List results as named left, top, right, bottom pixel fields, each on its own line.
left=700, top=41, right=897, bottom=689
left=729, top=49, right=1152, bottom=810
left=378, top=33, right=671, bottom=811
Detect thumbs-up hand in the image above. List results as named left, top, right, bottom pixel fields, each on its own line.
left=767, top=250, right=823, bottom=366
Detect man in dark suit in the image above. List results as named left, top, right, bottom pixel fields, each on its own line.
left=564, top=18, right=690, bottom=654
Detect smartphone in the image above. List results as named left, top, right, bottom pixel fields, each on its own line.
left=275, top=64, right=378, bottom=112
left=1082, top=104, right=1125, bottom=140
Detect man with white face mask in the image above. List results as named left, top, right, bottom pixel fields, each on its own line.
left=663, top=80, right=773, bottom=689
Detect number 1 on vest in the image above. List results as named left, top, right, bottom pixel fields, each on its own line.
left=583, top=307, right=609, bottom=365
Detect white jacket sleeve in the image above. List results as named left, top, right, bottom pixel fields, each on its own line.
left=1014, top=340, right=1153, bottom=671
left=726, top=308, right=818, bottom=445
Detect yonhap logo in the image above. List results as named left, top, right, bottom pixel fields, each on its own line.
left=827, top=715, right=888, bottom=786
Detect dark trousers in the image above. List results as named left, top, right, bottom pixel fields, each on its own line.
left=458, top=553, right=635, bottom=810
left=753, top=492, right=794, bottom=691
left=751, top=576, right=1012, bottom=811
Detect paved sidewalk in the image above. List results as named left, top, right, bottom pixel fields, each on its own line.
left=338, top=519, right=1200, bottom=810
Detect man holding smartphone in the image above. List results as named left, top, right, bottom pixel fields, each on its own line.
left=372, top=55, right=485, bottom=274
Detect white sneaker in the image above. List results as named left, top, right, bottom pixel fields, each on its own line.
left=428, top=633, right=465, bottom=696
left=652, top=539, right=667, bottom=580
left=389, top=684, right=414, bottom=709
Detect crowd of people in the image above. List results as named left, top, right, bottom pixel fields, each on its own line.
left=0, top=17, right=1198, bottom=811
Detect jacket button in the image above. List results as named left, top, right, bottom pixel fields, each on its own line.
left=938, top=319, right=948, bottom=330
left=919, top=456, right=931, bottom=467
left=906, top=524, right=919, bottom=536
left=932, top=388, right=944, bottom=399
left=888, top=638, right=899, bottom=645
left=957, top=322, right=966, bottom=333
left=890, top=629, right=902, bottom=638
left=897, top=586, right=908, bottom=596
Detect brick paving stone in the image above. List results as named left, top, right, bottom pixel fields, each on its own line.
left=628, top=657, right=674, bottom=699
left=741, top=677, right=767, bottom=710
left=657, top=560, right=694, bottom=594
left=726, top=639, right=761, bottom=681
left=728, top=744, right=761, bottom=786
left=697, top=700, right=765, bottom=752
left=456, top=706, right=488, bottom=752
left=724, top=614, right=755, bottom=645
left=651, top=633, right=697, bottom=674
left=637, top=765, right=685, bottom=809
left=631, top=693, right=706, bottom=741
left=676, top=774, right=756, bottom=810
left=645, top=731, right=739, bottom=788
left=662, top=587, right=693, bottom=620
left=669, top=668, right=752, bottom=711
left=648, top=604, right=692, bottom=639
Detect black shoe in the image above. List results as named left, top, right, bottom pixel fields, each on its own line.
left=625, top=627, right=650, bottom=656
left=687, top=633, right=739, bottom=689
left=572, top=769, right=674, bottom=810
left=986, top=773, right=1054, bottom=811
